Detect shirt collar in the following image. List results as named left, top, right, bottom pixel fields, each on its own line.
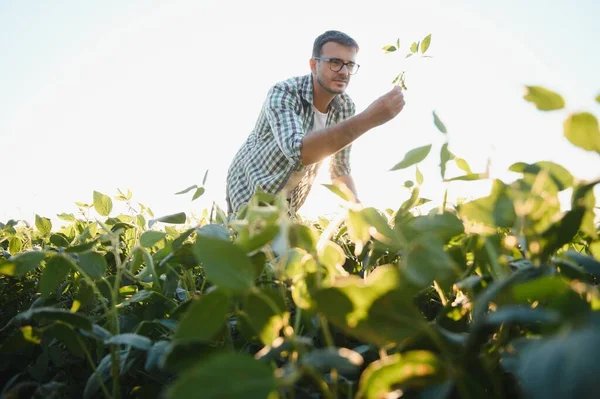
left=300, top=73, right=344, bottom=112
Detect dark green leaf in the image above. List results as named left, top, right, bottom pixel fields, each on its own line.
left=140, top=231, right=167, bottom=248
left=66, top=240, right=97, bottom=253
left=523, top=86, right=565, bottom=111
left=39, top=255, right=73, bottom=298
left=193, top=236, right=254, bottom=293
left=439, top=142, right=454, bottom=179
left=50, top=233, right=70, bottom=247
left=77, top=251, right=107, bottom=279
left=563, top=251, right=600, bottom=278
left=35, top=214, right=52, bottom=235
left=152, top=212, right=186, bottom=226
left=432, top=111, right=446, bottom=134
left=175, top=288, right=231, bottom=341
left=403, top=235, right=456, bottom=289
left=485, top=307, right=561, bottom=327
left=175, top=185, right=197, bottom=195
left=237, top=225, right=280, bottom=253
left=196, top=224, right=230, bottom=241
left=1, top=251, right=45, bottom=277
left=243, top=289, right=287, bottom=345
left=45, top=323, right=84, bottom=357
left=15, top=307, right=92, bottom=330
left=93, top=191, right=113, bottom=217
left=165, top=353, right=277, bottom=399
left=390, top=144, right=432, bottom=170
left=382, top=45, right=397, bottom=53
left=563, top=112, right=600, bottom=152
left=145, top=340, right=170, bottom=372
left=105, top=333, right=152, bottom=350
left=301, top=348, right=363, bottom=374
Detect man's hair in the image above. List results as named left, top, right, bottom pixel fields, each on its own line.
left=312, top=30, right=359, bottom=58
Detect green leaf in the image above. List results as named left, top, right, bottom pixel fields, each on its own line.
left=523, top=86, right=565, bottom=111
left=410, top=41, right=418, bottom=53
left=301, top=348, right=364, bottom=374
left=404, top=180, right=414, bottom=188
left=509, top=161, right=574, bottom=193
left=0, top=251, right=46, bottom=277
left=455, top=158, right=472, bottom=174
left=243, top=289, right=287, bottom=345
left=420, top=34, right=432, bottom=53
left=93, top=191, right=113, bottom=217
left=197, top=224, right=230, bottom=241
left=396, top=38, right=400, bottom=48
left=458, top=180, right=515, bottom=228
left=15, top=307, right=92, bottom=330
left=314, top=265, right=423, bottom=346
left=175, top=288, right=231, bottom=341
left=439, top=143, right=455, bottom=179
left=402, top=235, right=456, bottom=290
left=382, top=45, right=396, bottom=53
left=416, top=166, right=424, bottom=185
left=192, top=187, right=206, bottom=201
left=145, top=340, right=170, bottom=372
left=445, top=172, right=487, bottom=182
left=236, top=225, right=280, bottom=254
left=563, top=251, right=600, bottom=278
left=390, top=144, right=432, bottom=170
left=357, top=351, right=445, bottom=399
left=175, top=185, right=197, bottom=195
left=432, top=110, right=447, bottom=134
left=140, top=231, right=167, bottom=248
left=39, top=255, right=73, bottom=298
left=322, top=183, right=354, bottom=202
left=401, top=212, right=464, bottom=243
left=503, top=327, right=600, bottom=399
left=77, top=251, right=107, bottom=279
left=50, top=233, right=71, bottom=247
left=193, top=236, right=255, bottom=293
left=8, top=238, right=22, bottom=255
left=165, top=353, right=277, bottom=399
left=563, top=112, right=600, bottom=152
left=57, top=213, right=76, bottom=222
left=152, top=212, right=186, bottom=226
left=35, top=214, right=52, bottom=235
left=202, top=170, right=209, bottom=185
left=105, top=333, right=152, bottom=350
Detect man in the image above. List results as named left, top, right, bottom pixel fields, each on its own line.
left=225, top=30, right=405, bottom=214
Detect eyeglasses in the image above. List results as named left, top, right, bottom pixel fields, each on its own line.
left=314, top=57, right=360, bottom=75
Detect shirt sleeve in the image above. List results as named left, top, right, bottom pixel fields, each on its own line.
left=264, top=85, right=306, bottom=169
left=329, top=97, right=356, bottom=179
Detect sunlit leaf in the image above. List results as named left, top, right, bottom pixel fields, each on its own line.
left=35, top=214, right=52, bottom=235
left=93, top=191, right=113, bottom=217
left=523, top=86, right=565, bottom=111
left=390, top=144, right=432, bottom=170
left=563, top=112, right=600, bottom=152
left=382, top=45, right=396, bottom=53
left=420, top=34, right=432, bottom=53
left=410, top=41, right=418, bottom=53
left=416, top=166, right=424, bottom=185
left=455, top=158, right=472, bottom=174
left=357, top=351, right=445, bottom=399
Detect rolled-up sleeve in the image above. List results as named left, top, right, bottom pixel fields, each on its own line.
left=264, top=86, right=305, bottom=168
left=330, top=145, right=352, bottom=179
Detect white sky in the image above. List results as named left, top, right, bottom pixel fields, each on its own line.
left=1, top=0, right=599, bottom=226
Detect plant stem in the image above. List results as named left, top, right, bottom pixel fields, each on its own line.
left=76, top=335, right=112, bottom=399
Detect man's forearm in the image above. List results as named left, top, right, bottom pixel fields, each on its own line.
left=301, top=113, right=373, bottom=166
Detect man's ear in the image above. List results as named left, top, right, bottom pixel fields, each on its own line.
left=309, top=58, right=317, bottom=74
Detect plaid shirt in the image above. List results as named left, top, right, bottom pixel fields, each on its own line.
left=226, top=73, right=356, bottom=213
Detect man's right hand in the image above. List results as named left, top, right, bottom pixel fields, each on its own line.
left=362, top=86, right=406, bottom=128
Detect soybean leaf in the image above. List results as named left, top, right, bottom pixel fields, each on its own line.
left=150, top=212, right=187, bottom=228
left=93, top=191, right=113, bottom=217
left=420, top=34, right=432, bottom=53
left=382, top=45, right=397, bottom=53
left=440, top=143, right=455, bottom=179
left=192, top=187, right=205, bottom=201
left=410, top=41, right=418, bottom=53
left=563, top=112, right=600, bottom=152
left=301, top=348, right=364, bottom=375
left=523, top=86, right=565, bottom=111
left=0, top=251, right=45, bottom=277
left=77, top=251, right=107, bottom=279
left=175, top=185, right=197, bottom=195
left=140, top=231, right=167, bottom=248
left=175, top=288, right=231, bottom=341
left=165, top=353, right=277, bottom=399
left=15, top=307, right=92, bottom=330
left=416, top=166, right=424, bottom=185
left=105, top=333, right=152, bottom=350
left=193, top=236, right=254, bottom=293
left=433, top=110, right=447, bottom=134
left=39, top=255, right=73, bottom=298
left=35, top=214, right=52, bottom=235
left=357, top=351, right=445, bottom=399
left=390, top=145, right=432, bottom=170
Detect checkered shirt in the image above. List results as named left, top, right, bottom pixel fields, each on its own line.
left=225, top=73, right=356, bottom=213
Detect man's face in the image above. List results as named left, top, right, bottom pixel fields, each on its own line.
left=312, top=42, right=358, bottom=95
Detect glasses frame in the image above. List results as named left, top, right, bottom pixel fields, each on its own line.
left=314, top=57, right=360, bottom=75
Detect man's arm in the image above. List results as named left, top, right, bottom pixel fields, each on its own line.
left=332, top=174, right=360, bottom=203
left=301, top=86, right=405, bottom=166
